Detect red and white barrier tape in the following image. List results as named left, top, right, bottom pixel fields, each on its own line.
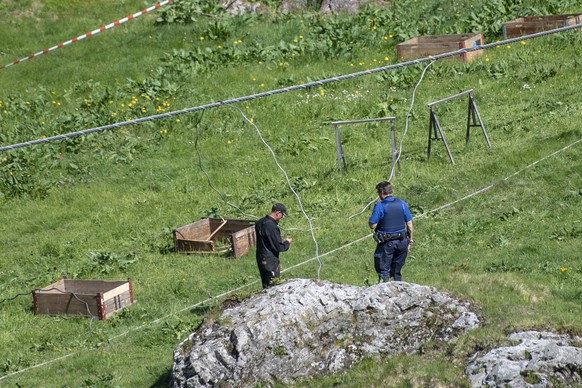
left=0, top=0, right=173, bottom=71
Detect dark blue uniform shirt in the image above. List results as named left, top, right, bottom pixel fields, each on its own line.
left=369, top=197, right=412, bottom=233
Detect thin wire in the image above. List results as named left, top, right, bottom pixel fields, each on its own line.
left=193, top=119, right=312, bottom=228
left=3, top=134, right=580, bottom=383
left=226, top=104, right=323, bottom=280
left=0, top=291, right=31, bottom=304
left=415, top=136, right=582, bottom=218
left=0, top=287, right=96, bottom=334
left=347, top=60, right=435, bottom=221
left=192, top=112, right=259, bottom=219
left=192, top=114, right=323, bottom=227
left=1, top=22, right=580, bottom=154
left=389, top=60, right=435, bottom=181
left=347, top=196, right=378, bottom=221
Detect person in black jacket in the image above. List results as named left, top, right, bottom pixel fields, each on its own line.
left=255, top=203, right=292, bottom=288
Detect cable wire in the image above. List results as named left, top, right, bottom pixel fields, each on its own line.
left=389, top=60, right=435, bottom=181
left=227, top=104, right=323, bottom=280
left=192, top=112, right=259, bottom=219
left=2, top=135, right=580, bottom=383
left=1, top=22, right=580, bottom=154
left=347, top=60, right=435, bottom=221
left=0, top=287, right=96, bottom=334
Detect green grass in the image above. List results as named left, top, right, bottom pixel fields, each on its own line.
left=1, top=0, right=582, bottom=386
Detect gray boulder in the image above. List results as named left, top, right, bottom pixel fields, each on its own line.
left=466, top=331, right=582, bottom=387
left=278, top=0, right=389, bottom=15
left=220, top=0, right=267, bottom=15
left=172, top=278, right=479, bottom=387
left=319, top=0, right=388, bottom=15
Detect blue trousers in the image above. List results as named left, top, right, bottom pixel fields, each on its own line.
left=374, top=238, right=409, bottom=281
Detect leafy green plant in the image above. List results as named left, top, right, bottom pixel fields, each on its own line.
left=1, top=0, right=582, bottom=386
left=155, top=0, right=224, bottom=25
left=84, top=251, right=138, bottom=275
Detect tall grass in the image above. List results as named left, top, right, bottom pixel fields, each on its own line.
left=1, top=0, right=581, bottom=386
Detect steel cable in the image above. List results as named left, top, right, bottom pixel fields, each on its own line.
left=1, top=22, right=580, bottom=154
left=227, top=104, right=323, bottom=280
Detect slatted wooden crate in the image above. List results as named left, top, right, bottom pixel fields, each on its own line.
left=33, top=277, right=134, bottom=320
left=503, top=14, right=582, bottom=39
left=173, top=218, right=256, bottom=258
left=396, top=32, right=485, bottom=62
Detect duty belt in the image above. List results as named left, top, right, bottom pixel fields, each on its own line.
left=373, top=231, right=404, bottom=243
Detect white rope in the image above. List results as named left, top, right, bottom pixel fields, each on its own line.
left=2, top=22, right=581, bottom=154
left=347, top=60, right=435, bottom=221
left=2, top=134, right=579, bottom=383
left=226, top=104, right=324, bottom=280
left=193, top=116, right=259, bottom=219
left=389, top=60, right=435, bottom=181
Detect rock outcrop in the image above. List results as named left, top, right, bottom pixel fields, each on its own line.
left=466, top=331, right=582, bottom=387
left=278, top=0, right=389, bottom=15
left=220, top=0, right=267, bottom=15
left=172, top=278, right=479, bottom=387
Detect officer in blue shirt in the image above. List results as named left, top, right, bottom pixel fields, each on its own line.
left=368, top=181, right=414, bottom=282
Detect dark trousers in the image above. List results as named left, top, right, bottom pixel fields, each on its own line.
left=257, top=256, right=280, bottom=289
left=374, top=238, right=409, bottom=281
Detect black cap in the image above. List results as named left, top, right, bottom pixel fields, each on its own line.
left=272, top=203, right=288, bottom=216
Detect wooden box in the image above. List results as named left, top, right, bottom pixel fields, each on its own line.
left=503, top=14, right=582, bottom=39
left=33, top=277, right=134, bottom=320
left=173, top=218, right=256, bottom=258
left=396, top=33, right=485, bottom=62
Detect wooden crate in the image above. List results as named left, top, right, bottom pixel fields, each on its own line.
left=396, top=32, right=485, bottom=62
left=173, top=218, right=256, bottom=258
left=503, top=14, right=582, bottom=39
left=33, top=277, right=134, bottom=320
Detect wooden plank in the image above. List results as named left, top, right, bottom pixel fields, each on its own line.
left=413, top=34, right=477, bottom=43
left=175, top=239, right=214, bottom=253
left=38, top=278, right=66, bottom=292
left=503, top=14, right=582, bottom=38
left=209, top=218, right=254, bottom=235
left=103, top=290, right=133, bottom=318
left=34, top=278, right=134, bottom=319
left=174, top=218, right=256, bottom=256
left=207, top=218, right=227, bottom=241
left=231, top=225, right=257, bottom=258
left=101, top=282, right=130, bottom=301
left=63, top=279, right=127, bottom=295
left=396, top=32, right=484, bottom=62
left=174, top=218, right=212, bottom=241
left=34, top=292, right=100, bottom=317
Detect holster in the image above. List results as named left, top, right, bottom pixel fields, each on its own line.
left=373, top=231, right=404, bottom=243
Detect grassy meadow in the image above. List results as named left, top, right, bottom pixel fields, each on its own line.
left=1, top=0, right=581, bottom=386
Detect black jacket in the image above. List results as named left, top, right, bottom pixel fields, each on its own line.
left=255, top=215, right=290, bottom=260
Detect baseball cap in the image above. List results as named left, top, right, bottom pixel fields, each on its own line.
left=272, top=203, right=288, bottom=216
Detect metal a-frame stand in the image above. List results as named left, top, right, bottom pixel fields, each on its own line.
left=329, top=116, right=398, bottom=177
left=427, top=89, right=491, bottom=165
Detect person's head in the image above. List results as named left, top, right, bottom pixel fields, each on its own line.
left=376, top=181, right=393, bottom=198
left=270, top=203, right=288, bottom=221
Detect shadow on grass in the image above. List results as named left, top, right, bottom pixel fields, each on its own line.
left=190, top=304, right=213, bottom=315
left=150, top=367, right=172, bottom=387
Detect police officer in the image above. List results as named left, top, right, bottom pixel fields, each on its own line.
left=368, top=181, right=414, bottom=282
left=255, top=203, right=292, bottom=289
